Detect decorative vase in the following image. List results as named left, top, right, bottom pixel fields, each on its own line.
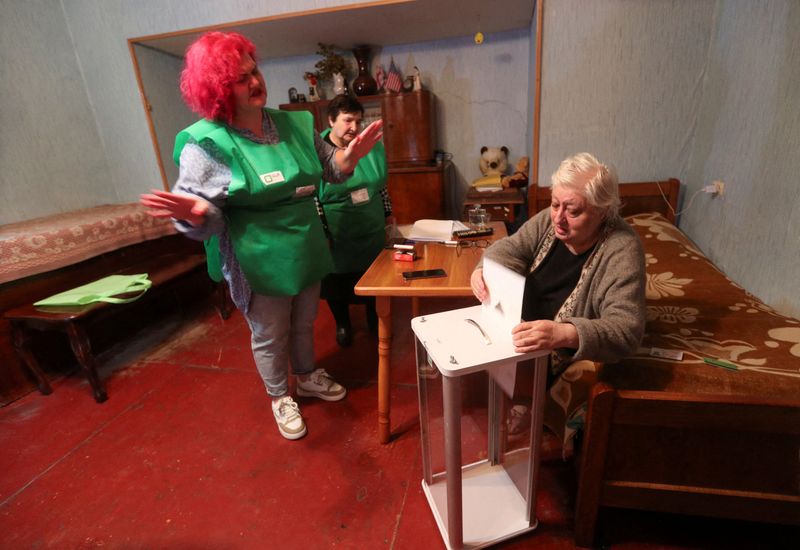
left=351, top=45, right=378, bottom=96
left=332, top=72, right=347, bottom=96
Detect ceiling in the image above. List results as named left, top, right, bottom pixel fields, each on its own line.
left=132, top=0, right=535, bottom=59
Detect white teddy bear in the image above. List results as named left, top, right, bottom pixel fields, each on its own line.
left=479, top=146, right=509, bottom=176
left=472, top=146, right=509, bottom=190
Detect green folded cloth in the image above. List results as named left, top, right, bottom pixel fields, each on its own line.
left=34, top=274, right=152, bottom=306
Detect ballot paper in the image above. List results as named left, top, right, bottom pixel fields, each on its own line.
left=480, top=258, right=525, bottom=395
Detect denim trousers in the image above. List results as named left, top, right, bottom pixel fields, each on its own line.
left=243, top=283, right=319, bottom=397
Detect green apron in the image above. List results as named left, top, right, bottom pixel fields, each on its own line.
left=174, top=109, right=333, bottom=296
left=318, top=128, right=387, bottom=273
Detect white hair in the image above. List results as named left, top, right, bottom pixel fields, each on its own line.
left=551, top=153, right=620, bottom=219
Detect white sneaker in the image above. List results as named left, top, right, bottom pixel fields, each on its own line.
left=271, top=396, right=307, bottom=440
left=296, top=368, right=347, bottom=402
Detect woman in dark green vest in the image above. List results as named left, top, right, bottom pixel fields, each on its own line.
left=140, top=32, right=383, bottom=440
left=316, top=95, right=391, bottom=347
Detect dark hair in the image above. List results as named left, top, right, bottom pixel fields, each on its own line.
left=327, top=94, right=364, bottom=123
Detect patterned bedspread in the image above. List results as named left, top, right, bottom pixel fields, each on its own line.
left=544, top=212, right=800, bottom=450
left=0, top=204, right=175, bottom=284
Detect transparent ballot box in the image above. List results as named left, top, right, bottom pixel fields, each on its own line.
left=412, top=305, right=549, bottom=550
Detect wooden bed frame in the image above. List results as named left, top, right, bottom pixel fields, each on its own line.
left=529, top=179, right=800, bottom=547
left=528, top=177, right=681, bottom=226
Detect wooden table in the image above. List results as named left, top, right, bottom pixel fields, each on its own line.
left=354, top=221, right=507, bottom=443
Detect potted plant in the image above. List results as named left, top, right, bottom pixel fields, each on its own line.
left=315, top=43, right=348, bottom=95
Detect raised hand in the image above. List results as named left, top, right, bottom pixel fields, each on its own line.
left=139, top=190, right=209, bottom=227
left=338, top=119, right=384, bottom=172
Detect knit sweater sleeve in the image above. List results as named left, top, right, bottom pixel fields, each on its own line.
left=567, top=225, right=647, bottom=364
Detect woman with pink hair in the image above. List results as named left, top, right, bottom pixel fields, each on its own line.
left=141, top=32, right=383, bottom=440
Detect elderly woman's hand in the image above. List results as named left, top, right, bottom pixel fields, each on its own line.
left=470, top=268, right=489, bottom=302
left=140, top=190, right=209, bottom=227
left=511, top=320, right=579, bottom=353
left=337, top=119, right=384, bottom=172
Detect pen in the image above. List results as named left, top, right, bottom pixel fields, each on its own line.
left=703, top=357, right=738, bottom=371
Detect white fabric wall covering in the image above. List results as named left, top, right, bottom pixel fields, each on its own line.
left=0, top=0, right=115, bottom=224
left=538, top=0, right=715, bottom=185
left=680, top=0, right=800, bottom=317
left=538, top=0, right=800, bottom=317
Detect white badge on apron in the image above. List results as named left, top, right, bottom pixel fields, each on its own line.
left=350, top=188, right=370, bottom=204
left=293, top=185, right=316, bottom=198
left=259, top=171, right=285, bottom=186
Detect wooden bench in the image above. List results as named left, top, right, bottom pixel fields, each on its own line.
left=0, top=203, right=226, bottom=404
left=4, top=250, right=207, bottom=403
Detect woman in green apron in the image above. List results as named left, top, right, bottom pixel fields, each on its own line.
left=140, top=32, right=383, bottom=440
left=316, top=95, right=391, bottom=347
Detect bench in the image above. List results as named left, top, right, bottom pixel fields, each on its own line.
left=5, top=252, right=206, bottom=402
left=0, top=204, right=219, bottom=404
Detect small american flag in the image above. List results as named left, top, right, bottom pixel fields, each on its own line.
left=374, top=65, right=386, bottom=92
left=385, top=58, right=403, bottom=93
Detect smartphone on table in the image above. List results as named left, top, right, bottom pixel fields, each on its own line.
left=402, top=269, right=447, bottom=281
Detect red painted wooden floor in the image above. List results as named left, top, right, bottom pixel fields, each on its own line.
left=1, top=298, right=796, bottom=549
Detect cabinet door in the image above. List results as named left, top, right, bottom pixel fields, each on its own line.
left=382, top=91, right=435, bottom=166
left=388, top=165, right=445, bottom=223
left=279, top=101, right=328, bottom=132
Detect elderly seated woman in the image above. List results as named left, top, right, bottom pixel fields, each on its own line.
left=471, top=152, right=647, bottom=432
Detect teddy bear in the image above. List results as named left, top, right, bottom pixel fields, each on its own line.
left=479, top=146, right=509, bottom=176
left=471, top=146, right=509, bottom=190
left=501, top=156, right=529, bottom=189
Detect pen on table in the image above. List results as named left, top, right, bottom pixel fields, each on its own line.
left=703, top=357, right=738, bottom=371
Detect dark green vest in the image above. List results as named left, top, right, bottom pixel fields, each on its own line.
left=174, top=109, right=333, bottom=296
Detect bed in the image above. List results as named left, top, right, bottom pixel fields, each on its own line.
left=528, top=179, right=800, bottom=547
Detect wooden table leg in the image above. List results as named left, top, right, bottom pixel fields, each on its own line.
left=66, top=322, right=108, bottom=403
left=376, top=296, right=392, bottom=444
left=10, top=322, right=53, bottom=395
left=411, top=297, right=420, bottom=318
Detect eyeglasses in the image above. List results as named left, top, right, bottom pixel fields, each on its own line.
left=455, top=239, right=489, bottom=257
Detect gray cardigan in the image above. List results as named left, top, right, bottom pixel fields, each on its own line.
left=481, top=208, right=646, bottom=375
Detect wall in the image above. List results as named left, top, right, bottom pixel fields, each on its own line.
left=0, top=0, right=115, bottom=223
left=539, top=0, right=800, bottom=317
left=538, top=0, right=715, bottom=184
left=133, top=44, right=195, bottom=187
left=679, top=0, right=800, bottom=317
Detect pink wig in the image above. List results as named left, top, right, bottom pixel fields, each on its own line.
left=180, top=32, right=257, bottom=124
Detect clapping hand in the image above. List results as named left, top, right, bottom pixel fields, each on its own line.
left=139, top=190, right=209, bottom=227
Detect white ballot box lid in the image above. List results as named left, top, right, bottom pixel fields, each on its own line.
left=411, top=305, right=547, bottom=377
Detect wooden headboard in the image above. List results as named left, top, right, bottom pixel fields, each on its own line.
left=528, top=178, right=680, bottom=225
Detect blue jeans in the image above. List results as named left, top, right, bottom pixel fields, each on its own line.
left=244, top=283, right=319, bottom=397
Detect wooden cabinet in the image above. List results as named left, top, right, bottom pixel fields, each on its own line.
left=281, top=90, right=443, bottom=221
left=380, top=91, right=435, bottom=166
left=388, top=163, right=449, bottom=224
